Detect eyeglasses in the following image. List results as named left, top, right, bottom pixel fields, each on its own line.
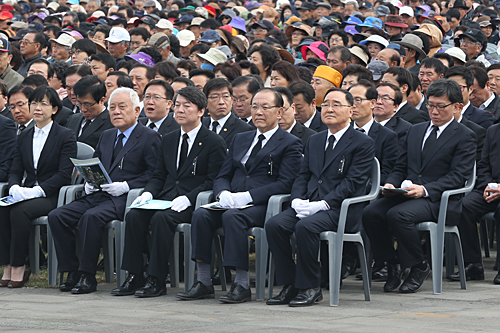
left=253, top=29, right=267, bottom=33
left=460, top=39, right=480, bottom=46
left=330, top=37, right=343, bottom=43
left=426, top=102, right=454, bottom=111
left=76, top=101, right=98, bottom=109
left=20, top=39, right=37, bottom=45
left=208, top=94, right=232, bottom=101
left=144, top=94, right=168, bottom=102
left=377, top=95, right=395, bottom=102
left=353, top=97, right=369, bottom=105
left=68, top=49, right=82, bottom=56
left=10, top=101, right=28, bottom=110
left=320, top=102, right=351, bottom=110
left=30, top=101, right=51, bottom=108
left=234, top=97, right=250, bottom=103
left=250, top=105, right=279, bottom=112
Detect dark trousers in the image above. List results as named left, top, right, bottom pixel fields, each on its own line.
left=48, top=192, right=119, bottom=275
left=362, top=196, right=438, bottom=269
left=458, top=189, right=500, bottom=263
left=0, top=198, right=54, bottom=267
left=265, top=208, right=338, bottom=290
left=191, top=205, right=266, bottom=271
left=121, top=206, right=193, bottom=281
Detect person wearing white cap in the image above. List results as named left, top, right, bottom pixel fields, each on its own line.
left=105, top=27, right=130, bottom=62
left=50, top=34, right=76, bottom=63
left=178, top=30, right=196, bottom=59
left=399, top=6, right=414, bottom=29
left=155, top=18, right=173, bottom=34
left=197, top=48, right=228, bottom=69
left=360, top=35, right=389, bottom=60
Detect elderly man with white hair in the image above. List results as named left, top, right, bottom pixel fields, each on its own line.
left=48, top=87, right=161, bottom=295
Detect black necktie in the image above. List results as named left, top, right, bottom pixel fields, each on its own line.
left=422, top=125, right=438, bottom=160
left=80, top=119, right=91, bottom=137
left=246, top=134, right=265, bottom=171
left=212, top=121, right=219, bottom=133
left=18, top=124, right=25, bottom=135
left=112, top=133, right=125, bottom=164
left=241, top=118, right=248, bottom=123
left=325, top=135, right=335, bottom=162
left=178, top=133, right=189, bottom=170
left=356, top=128, right=365, bottom=133
left=149, top=122, right=156, bottom=130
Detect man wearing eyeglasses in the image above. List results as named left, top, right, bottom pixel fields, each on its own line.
left=178, top=88, right=302, bottom=303
left=459, top=28, right=492, bottom=67
left=232, top=76, right=263, bottom=129
left=17, top=32, right=44, bottom=78
left=8, top=85, right=33, bottom=135
left=201, top=78, right=252, bottom=146
left=138, top=80, right=180, bottom=136
left=362, top=78, right=477, bottom=294
left=65, top=75, right=113, bottom=148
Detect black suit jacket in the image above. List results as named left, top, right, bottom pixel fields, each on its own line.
left=62, top=97, right=78, bottom=113
left=54, top=106, right=74, bottom=127
left=202, top=113, right=253, bottom=147
left=463, top=103, right=494, bottom=129
left=386, top=120, right=476, bottom=224
left=476, top=123, right=500, bottom=190
left=419, top=96, right=428, bottom=113
left=144, top=125, right=227, bottom=205
left=307, top=111, right=328, bottom=133
left=366, top=121, right=398, bottom=185
left=290, top=121, right=316, bottom=151
left=66, top=110, right=114, bottom=149
left=9, top=122, right=77, bottom=205
left=92, top=122, right=161, bottom=218
left=384, top=116, right=412, bottom=148
left=396, top=102, right=429, bottom=124
left=291, top=126, right=375, bottom=232
left=214, top=127, right=302, bottom=205
left=0, top=114, right=17, bottom=181
left=139, top=112, right=180, bottom=136
left=0, top=106, right=13, bottom=120
left=483, top=92, right=500, bottom=124
left=460, top=116, right=486, bottom=162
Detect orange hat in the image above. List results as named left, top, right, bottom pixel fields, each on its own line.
left=313, top=65, right=342, bottom=88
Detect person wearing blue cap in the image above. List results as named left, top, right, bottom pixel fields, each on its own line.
left=0, top=38, right=23, bottom=90
left=200, top=30, right=222, bottom=48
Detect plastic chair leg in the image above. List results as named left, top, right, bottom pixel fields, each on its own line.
left=480, top=218, right=490, bottom=258
left=183, top=227, right=195, bottom=293
left=47, top=225, right=58, bottom=286
left=355, top=242, right=370, bottom=301
left=328, top=235, right=343, bottom=307
left=267, top=253, right=275, bottom=299
left=254, top=229, right=268, bottom=301
left=114, top=222, right=125, bottom=287
left=102, top=228, right=114, bottom=283
left=29, top=225, right=40, bottom=275
left=428, top=226, right=443, bottom=295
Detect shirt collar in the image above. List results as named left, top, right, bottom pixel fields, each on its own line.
left=211, top=112, right=231, bottom=129
left=147, top=114, right=168, bottom=129
left=428, top=117, right=454, bottom=134
left=303, top=112, right=315, bottom=127
left=327, top=123, right=350, bottom=143
left=257, top=124, right=280, bottom=140
left=181, top=121, right=202, bottom=141
left=461, top=101, right=470, bottom=115
left=34, top=121, right=53, bottom=135
left=395, top=100, right=407, bottom=114
left=353, top=118, right=373, bottom=134
left=117, top=121, right=138, bottom=139
left=416, top=95, right=425, bottom=109
left=286, top=120, right=297, bottom=133
left=481, top=92, right=495, bottom=109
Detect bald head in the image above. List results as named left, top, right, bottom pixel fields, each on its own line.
left=376, top=48, right=400, bottom=67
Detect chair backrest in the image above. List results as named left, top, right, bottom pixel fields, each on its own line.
left=72, top=142, right=96, bottom=185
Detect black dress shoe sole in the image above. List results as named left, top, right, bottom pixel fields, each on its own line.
left=383, top=283, right=401, bottom=292
left=266, top=299, right=289, bottom=305
left=219, top=295, right=251, bottom=303
left=399, top=270, right=431, bottom=294
left=448, top=274, right=484, bottom=282
left=59, top=286, right=75, bottom=292
left=134, top=289, right=167, bottom=298
left=111, top=290, right=137, bottom=296
left=288, top=293, right=323, bottom=307
left=176, top=293, right=215, bottom=300
left=71, top=286, right=97, bottom=294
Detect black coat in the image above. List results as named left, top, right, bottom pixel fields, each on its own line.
left=65, top=110, right=114, bottom=149
left=139, top=112, right=180, bottom=136
left=202, top=113, right=253, bottom=147
left=395, top=101, right=429, bottom=125
left=290, top=121, right=316, bottom=151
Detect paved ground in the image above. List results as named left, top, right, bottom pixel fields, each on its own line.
left=2, top=256, right=500, bottom=332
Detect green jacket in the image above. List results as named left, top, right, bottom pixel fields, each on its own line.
left=0, top=65, right=23, bottom=91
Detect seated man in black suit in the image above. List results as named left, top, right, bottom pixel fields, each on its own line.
left=65, top=75, right=114, bottom=149
left=382, top=67, right=429, bottom=125
left=349, top=80, right=398, bottom=185
left=177, top=88, right=303, bottom=303
left=265, top=87, right=375, bottom=307
left=201, top=78, right=253, bottom=147
left=112, top=87, right=227, bottom=297
left=452, top=96, right=486, bottom=162
left=0, top=113, right=17, bottom=181
left=407, top=73, right=428, bottom=113
left=445, top=66, right=493, bottom=130
left=232, top=76, right=262, bottom=128
left=362, top=79, right=477, bottom=294
left=448, top=123, right=500, bottom=284
left=48, top=87, right=161, bottom=294
left=138, top=80, right=179, bottom=136
left=63, top=65, right=92, bottom=114
left=373, top=83, right=412, bottom=147
left=8, top=85, right=34, bottom=135
left=274, top=86, right=316, bottom=151
left=469, top=66, right=500, bottom=123
left=289, top=81, right=327, bottom=133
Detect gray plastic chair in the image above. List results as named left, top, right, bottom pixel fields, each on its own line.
left=416, top=163, right=476, bottom=295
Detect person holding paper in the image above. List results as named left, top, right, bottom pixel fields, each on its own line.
left=112, top=86, right=227, bottom=297
left=362, top=79, right=477, bottom=294
left=176, top=88, right=302, bottom=303
left=0, top=86, right=77, bottom=288
left=48, top=87, right=160, bottom=294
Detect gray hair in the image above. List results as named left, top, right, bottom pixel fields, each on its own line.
left=109, top=87, right=140, bottom=110
left=88, top=0, right=101, bottom=6
left=345, top=0, right=359, bottom=9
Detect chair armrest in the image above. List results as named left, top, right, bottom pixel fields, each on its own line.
left=65, top=184, right=85, bottom=204
left=0, top=182, right=8, bottom=197
left=123, top=188, right=144, bottom=216
left=265, top=194, right=291, bottom=223
left=195, top=190, right=213, bottom=209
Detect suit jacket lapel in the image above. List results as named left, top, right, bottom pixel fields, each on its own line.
left=236, top=130, right=255, bottom=170
left=36, top=123, right=58, bottom=169
left=177, top=126, right=206, bottom=176
left=25, top=127, right=34, bottom=171
left=109, top=124, right=141, bottom=172
left=79, top=111, right=106, bottom=141
left=421, top=120, right=457, bottom=169
left=219, top=113, right=235, bottom=141
left=368, top=121, right=380, bottom=142
left=321, top=127, right=352, bottom=173
left=248, top=128, right=283, bottom=172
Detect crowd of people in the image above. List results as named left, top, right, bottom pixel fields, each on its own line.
left=0, top=0, right=499, bottom=308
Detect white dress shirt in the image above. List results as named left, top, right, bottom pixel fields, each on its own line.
left=241, top=125, right=279, bottom=165
left=377, top=117, right=391, bottom=126
left=394, top=100, right=407, bottom=115
left=421, top=117, right=454, bottom=150
left=461, top=101, right=470, bottom=115
left=177, top=122, right=202, bottom=168
left=286, top=120, right=297, bottom=133
left=303, top=113, right=314, bottom=128
left=146, top=114, right=168, bottom=132
left=210, top=112, right=231, bottom=134
left=353, top=118, right=374, bottom=135
left=325, top=124, right=350, bottom=151
left=480, top=92, right=495, bottom=110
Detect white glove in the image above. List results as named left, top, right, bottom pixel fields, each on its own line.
left=232, top=191, right=252, bottom=208
left=21, top=186, right=45, bottom=199
left=101, top=181, right=130, bottom=197
left=10, top=185, right=28, bottom=202
left=170, top=195, right=192, bottom=212
left=131, top=192, right=153, bottom=206
left=291, top=198, right=309, bottom=212
left=85, top=182, right=98, bottom=195
left=295, top=200, right=328, bottom=219
left=219, top=190, right=234, bottom=208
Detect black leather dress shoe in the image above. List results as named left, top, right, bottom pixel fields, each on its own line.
left=447, top=263, right=484, bottom=281
left=60, top=271, right=82, bottom=292
left=399, top=262, right=430, bottom=293
left=176, top=281, right=215, bottom=300
left=357, top=265, right=388, bottom=281
left=111, top=273, right=145, bottom=296
left=71, top=273, right=97, bottom=294
left=219, top=283, right=251, bottom=303
left=493, top=273, right=500, bottom=284
left=384, top=264, right=402, bottom=292
left=288, top=287, right=323, bottom=307
left=134, top=276, right=166, bottom=298
left=266, top=284, right=299, bottom=305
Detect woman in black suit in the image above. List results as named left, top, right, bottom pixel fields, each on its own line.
left=0, top=86, right=77, bottom=288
